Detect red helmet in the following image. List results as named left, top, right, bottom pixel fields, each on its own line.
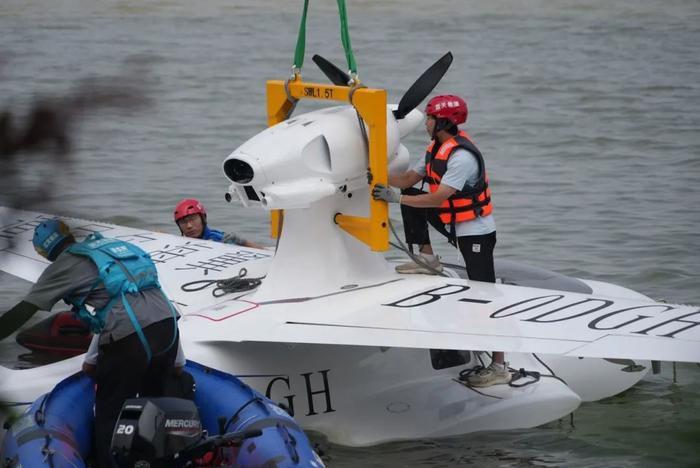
left=174, top=198, right=206, bottom=223
left=425, top=95, right=467, bottom=126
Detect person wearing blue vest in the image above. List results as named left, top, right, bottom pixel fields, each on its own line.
left=174, top=198, right=265, bottom=248
left=0, top=219, right=181, bottom=467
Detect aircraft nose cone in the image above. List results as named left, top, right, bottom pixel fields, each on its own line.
left=224, top=158, right=255, bottom=184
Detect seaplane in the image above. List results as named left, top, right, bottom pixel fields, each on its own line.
left=1, top=51, right=699, bottom=449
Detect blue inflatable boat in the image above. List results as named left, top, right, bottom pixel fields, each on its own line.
left=1, top=361, right=324, bottom=467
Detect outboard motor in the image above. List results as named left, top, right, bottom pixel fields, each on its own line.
left=110, top=397, right=203, bottom=468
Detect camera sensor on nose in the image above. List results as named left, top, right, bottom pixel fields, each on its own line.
left=223, top=158, right=255, bottom=184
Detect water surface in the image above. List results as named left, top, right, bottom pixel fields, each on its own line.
left=1, top=1, right=699, bottom=466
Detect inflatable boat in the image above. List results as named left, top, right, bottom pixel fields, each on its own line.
left=1, top=361, right=324, bottom=467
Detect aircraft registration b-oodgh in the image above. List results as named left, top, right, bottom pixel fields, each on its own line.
left=1, top=50, right=699, bottom=446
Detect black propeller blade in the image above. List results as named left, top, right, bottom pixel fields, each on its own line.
left=311, top=52, right=453, bottom=120
left=393, top=52, right=453, bottom=120
left=312, top=54, right=351, bottom=86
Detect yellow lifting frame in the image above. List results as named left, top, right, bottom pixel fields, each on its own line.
left=266, top=77, right=389, bottom=251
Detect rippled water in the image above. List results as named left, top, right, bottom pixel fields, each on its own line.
left=1, top=0, right=699, bottom=466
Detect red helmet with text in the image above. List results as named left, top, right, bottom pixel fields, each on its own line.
left=425, top=95, right=468, bottom=126
left=174, top=198, right=207, bottom=223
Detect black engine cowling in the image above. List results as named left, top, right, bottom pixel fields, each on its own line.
left=110, top=397, right=203, bottom=467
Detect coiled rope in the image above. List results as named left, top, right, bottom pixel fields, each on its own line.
left=181, top=268, right=264, bottom=297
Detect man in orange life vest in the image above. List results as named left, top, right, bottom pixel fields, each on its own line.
left=372, top=94, right=509, bottom=387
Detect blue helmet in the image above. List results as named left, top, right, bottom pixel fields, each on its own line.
left=33, top=219, right=74, bottom=261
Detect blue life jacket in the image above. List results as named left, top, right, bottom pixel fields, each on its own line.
left=201, top=226, right=225, bottom=242
left=65, top=232, right=177, bottom=361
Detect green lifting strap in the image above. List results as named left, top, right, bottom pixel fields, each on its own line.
left=336, top=0, right=357, bottom=75
left=291, top=0, right=358, bottom=77
left=292, top=0, right=310, bottom=71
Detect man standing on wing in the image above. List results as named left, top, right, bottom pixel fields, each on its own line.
left=372, top=94, right=509, bottom=387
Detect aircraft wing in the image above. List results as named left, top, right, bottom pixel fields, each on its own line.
left=180, top=273, right=700, bottom=363
left=2, top=207, right=698, bottom=364
left=0, top=207, right=273, bottom=315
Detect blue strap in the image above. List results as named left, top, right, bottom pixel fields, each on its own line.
left=89, top=294, right=119, bottom=333
left=70, top=261, right=114, bottom=331
left=72, top=274, right=104, bottom=315
left=121, top=292, right=153, bottom=363
left=160, top=289, right=180, bottom=357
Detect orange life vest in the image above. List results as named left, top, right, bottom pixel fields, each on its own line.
left=424, top=130, right=493, bottom=227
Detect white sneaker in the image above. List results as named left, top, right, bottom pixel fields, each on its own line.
left=395, top=254, right=443, bottom=275
left=462, top=362, right=511, bottom=387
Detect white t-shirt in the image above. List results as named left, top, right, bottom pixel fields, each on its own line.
left=411, top=147, right=496, bottom=237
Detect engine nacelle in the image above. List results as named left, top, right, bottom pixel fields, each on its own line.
left=223, top=105, right=422, bottom=209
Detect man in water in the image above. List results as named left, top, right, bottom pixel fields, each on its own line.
left=372, top=94, right=508, bottom=387
left=174, top=198, right=265, bottom=248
